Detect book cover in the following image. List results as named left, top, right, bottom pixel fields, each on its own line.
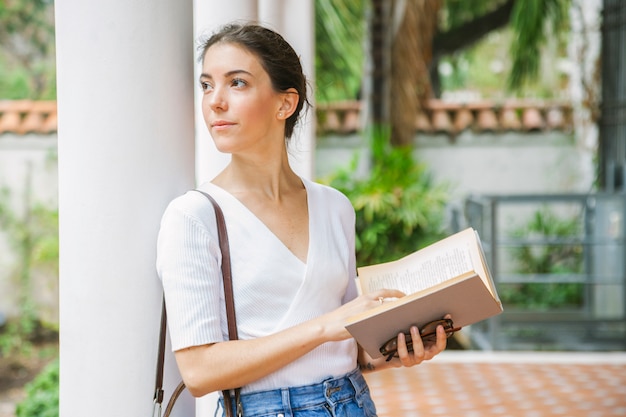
left=346, top=228, right=503, bottom=358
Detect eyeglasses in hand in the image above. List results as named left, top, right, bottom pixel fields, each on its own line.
left=379, top=318, right=461, bottom=362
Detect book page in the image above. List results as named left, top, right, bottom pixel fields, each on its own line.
left=359, top=243, right=474, bottom=294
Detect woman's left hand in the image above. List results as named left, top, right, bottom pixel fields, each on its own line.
left=393, top=321, right=448, bottom=367
left=358, top=314, right=452, bottom=372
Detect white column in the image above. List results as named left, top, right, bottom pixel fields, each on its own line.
left=55, top=1, right=195, bottom=416
left=259, top=0, right=316, bottom=179
left=194, top=0, right=259, bottom=184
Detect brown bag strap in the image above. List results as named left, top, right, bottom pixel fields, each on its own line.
left=154, top=190, right=242, bottom=417
left=197, top=191, right=239, bottom=342
left=195, top=190, right=242, bottom=417
left=153, top=298, right=167, bottom=408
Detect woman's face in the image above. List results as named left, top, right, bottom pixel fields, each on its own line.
left=199, top=42, right=285, bottom=156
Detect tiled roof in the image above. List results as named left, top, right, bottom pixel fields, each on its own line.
left=0, top=100, right=57, bottom=135
left=316, top=99, right=574, bottom=135
left=0, top=99, right=573, bottom=136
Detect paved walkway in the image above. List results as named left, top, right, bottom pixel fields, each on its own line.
left=364, top=351, right=626, bottom=417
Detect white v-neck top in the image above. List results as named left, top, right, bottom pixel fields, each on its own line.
left=156, top=178, right=359, bottom=393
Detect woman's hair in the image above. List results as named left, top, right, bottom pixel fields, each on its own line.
left=198, top=23, right=310, bottom=139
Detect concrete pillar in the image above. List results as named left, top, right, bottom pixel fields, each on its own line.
left=259, top=0, right=316, bottom=179
left=54, top=1, right=195, bottom=416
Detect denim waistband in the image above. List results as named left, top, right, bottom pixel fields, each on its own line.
left=220, top=368, right=370, bottom=415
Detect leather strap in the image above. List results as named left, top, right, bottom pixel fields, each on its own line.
left=197, top=191, right=239, bottom=343
left=196, top=190, right=242, bottom=417
left=153, top=298, right=167, bottom=407
left=154, top=190, right=242, bottom=417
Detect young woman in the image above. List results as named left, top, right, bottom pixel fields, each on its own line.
left=157, top=23, right=450, bottom=416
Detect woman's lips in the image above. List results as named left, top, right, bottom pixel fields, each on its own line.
left=211, top=120, right=235, bottom=131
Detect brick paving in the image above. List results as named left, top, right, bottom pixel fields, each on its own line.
left=365, top=351, right=626, bottom=417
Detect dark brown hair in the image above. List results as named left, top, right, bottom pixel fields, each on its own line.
left=198, top=23, right=309, bottom=139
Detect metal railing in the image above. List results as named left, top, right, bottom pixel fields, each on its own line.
left=463, top=192, right=626, bottom=351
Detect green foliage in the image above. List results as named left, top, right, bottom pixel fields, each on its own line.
left=315, top=0, right=366, bottom=103
left=0, top=184, right=59, bottom=356
left=0, top=58, right=32, bottom=99
left=441, top=0, right=508, bottom=31
left=501, top=207, right=584, bottom=309
left=508, top=0, right=569, bottom=91
left=0, top=0, right=56, bottom=99
left=438, top=0, right=571, bottom=98
left=0, top=312, right=38, bottom=357
left=16, top=358, right=59, bottom=417
left=325, top=126, right=449, bottom=266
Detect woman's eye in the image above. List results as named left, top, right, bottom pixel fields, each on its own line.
left=231, top=78, right=247, bottom=88
left=200, top=81, right=213, bottom=92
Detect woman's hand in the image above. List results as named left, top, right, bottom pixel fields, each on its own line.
left=313, top=289, right=406, bottom=343
left=358, top=314, right=452, bottom=372
left=392, top=318, right=449, bottom=366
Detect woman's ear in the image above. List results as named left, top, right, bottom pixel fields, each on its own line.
left=278, top=88, right=299, bottom=119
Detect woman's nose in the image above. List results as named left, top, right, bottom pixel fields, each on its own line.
left=208, top=86, right=227, bottom=111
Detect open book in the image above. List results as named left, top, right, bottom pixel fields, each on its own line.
left=345, top=227, right=502, bottom=358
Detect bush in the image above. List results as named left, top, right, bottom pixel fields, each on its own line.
left=16, top=358, right=59, bottom=417
left=0, top=185, right=59, bottom=357
left=501, top=207, right=584, bottom=309
left=324, top=126, right=449, bottom=266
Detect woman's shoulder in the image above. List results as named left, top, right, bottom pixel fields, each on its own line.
left=161, top=189, right=218, bottom=229
left=303, top=178, right=353, bottom=211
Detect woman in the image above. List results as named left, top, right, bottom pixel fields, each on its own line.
left=157, top=23, right=450, bottom=416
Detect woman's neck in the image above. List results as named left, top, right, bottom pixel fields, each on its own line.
left=212, top=151, right=302, bottom=201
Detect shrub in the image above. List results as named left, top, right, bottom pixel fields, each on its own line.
left=324, top=126, right=449, bottom=266
left=0, top=185, right=59, bottom=357
left=501, top=207, right=584, bottom=309
left=16, top=358, right=59, bottom=417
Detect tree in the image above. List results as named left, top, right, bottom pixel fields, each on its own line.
left=380, top=0, right=570, bottom=146
left=315, top=0, right=571, bottom=146
left=0, top=0, right=56, bottom=99
left=314, top=0, right=367, bottom=103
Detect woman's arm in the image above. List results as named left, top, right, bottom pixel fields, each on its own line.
left=175, top=288, right=405, bottom=397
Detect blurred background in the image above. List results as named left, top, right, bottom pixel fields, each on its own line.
left=0, top=0, right=624, bottom=416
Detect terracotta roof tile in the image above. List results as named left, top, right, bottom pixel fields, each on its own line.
left=317, top=99, right=573, bottom=135
left=522, top=107, right=544, bottom=131
left=0, top=100, right=57, bottom=134
left=546, top=106, right=566, bottom=129
left=316, top=100, right=360, bottom=134
left=414, top=112, right=432, bottom=132
left=453, top=107, right=473, bottom=132
left=432, top=109, right=453, bottom=133
left=476, top=108, right=499, bottom=131
left=500, top=107, right=522, bottom=130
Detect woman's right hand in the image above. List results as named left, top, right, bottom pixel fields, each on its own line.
left=315, top=288, right=406, bottom=342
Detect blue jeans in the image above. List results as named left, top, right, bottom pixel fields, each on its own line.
left=217, top=368, right=377, bottom=417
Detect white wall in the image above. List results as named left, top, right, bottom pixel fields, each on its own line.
left=0, top=135, right=58, bottom=324
left=317, top=131, right=595, bottom=202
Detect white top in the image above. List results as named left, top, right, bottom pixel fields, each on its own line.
left=156, top=178, right=359, bottom=393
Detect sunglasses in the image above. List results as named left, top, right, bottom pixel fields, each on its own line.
left=379, top=318, right=461, bottom=362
